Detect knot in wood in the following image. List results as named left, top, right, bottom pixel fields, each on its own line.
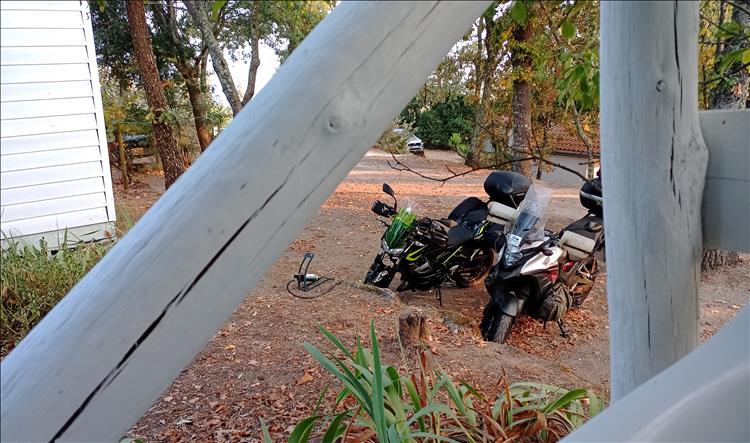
left=327, top=116, right=345, bottom=132
left=656, top=80, right=666, bottom=92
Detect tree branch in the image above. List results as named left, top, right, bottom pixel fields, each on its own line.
left=701, top=12, right=750, bottom=43
left=726, top=0, right=750, bottom=18
left=387, top=148, right=589, bottom=185
left=702, top=60, right=750, bottom=86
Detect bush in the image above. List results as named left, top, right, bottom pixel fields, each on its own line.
left=1, top=238, right=107, bottom=357
left=448, top=132, right=471, bottom=159
left=415, top=95, right=474, bottom=148
left=280, top=321, right=603, bottom=442
left=376, top=121, right=413, bottom=154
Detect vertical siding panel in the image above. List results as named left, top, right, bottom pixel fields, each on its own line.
left=0, top=0, right=116, bottom=245
left=81, top=2, right=116, bottom=221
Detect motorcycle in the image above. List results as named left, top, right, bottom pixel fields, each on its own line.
left=364, top=172, right=530, bottom=304
left=480, top=176, right=604, bottom=343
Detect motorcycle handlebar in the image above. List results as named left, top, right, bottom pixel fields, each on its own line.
left=371, top=200, right=397, bottom=217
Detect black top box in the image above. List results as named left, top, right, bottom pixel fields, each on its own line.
left=483, top=171, right=531, bottom=208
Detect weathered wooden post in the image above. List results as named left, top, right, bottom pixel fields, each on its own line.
left=0, top=2, right=491, bottom=441
left=116, top=124, right=128, bottom=190
left=601, top=1, right=708, bottom=400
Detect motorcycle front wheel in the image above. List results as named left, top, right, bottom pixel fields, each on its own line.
left=453, top=246, right=495, bottom=288
left=364, top=255, right=395, bottom=288
left=480, top=302, right=516, bottom=344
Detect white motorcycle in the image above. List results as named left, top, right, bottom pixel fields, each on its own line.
left=479, top=177, right=604, bottom=343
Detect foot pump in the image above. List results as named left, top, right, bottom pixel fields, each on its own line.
left=293, top=252, right=328, bottom=291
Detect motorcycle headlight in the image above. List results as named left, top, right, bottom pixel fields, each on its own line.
left=502, top=250, right=522, bottom=267
left=381, top=238, right=391, bottom=253
left=381, top=239, right=404, bottom=257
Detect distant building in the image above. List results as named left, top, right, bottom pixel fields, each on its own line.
left=533, top=124, right=600, bottom=187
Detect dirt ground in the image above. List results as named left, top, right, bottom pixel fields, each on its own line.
left=116, top=150, right=749, bottom=442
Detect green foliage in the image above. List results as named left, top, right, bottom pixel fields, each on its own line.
left=90, top=1, right=142, bottom=87
left=698, top=0, right=750, bottom=108
left=206, top=102, right=233, bottom=130
left=211, top=0, right=229, bottom=20
left=288, top=322, right=603, bottom=442
left=716, top=46, right=750, bottom=74
left=448, top=133, right=470, bottom=159
left=223, top=1, right=334, bottom=62
left=1, top=238, right=107, bottom=357
left=510, top=0, right=529, bottom=26
left=415, top=95, right=474, bottom=148
left=376, top=121, right=413, bottom=154
left=399, top=97, right=422, bottom=127
left=554, top=2, right=600, bottom=113
left=560, top=20, right=575, bottom=39
left=259, top=418, right=273, bottom=443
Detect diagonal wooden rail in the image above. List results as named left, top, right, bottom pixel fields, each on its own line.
left=0, top=2, right=491, bottom=441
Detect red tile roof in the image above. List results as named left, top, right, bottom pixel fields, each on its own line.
left=538, top=124, right=600, bottom=157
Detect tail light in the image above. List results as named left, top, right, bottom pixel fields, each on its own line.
left=561, top=261, right=575, bottom=272
left=546, top=268, right=559, bottom=283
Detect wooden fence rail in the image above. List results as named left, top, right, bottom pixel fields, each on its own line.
left=0, top=2, right=491, bottom=441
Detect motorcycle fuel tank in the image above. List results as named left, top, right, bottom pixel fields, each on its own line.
left=520, top=246, right=563, bottom=275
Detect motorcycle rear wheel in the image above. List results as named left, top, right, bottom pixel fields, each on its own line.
left=453, top=246, right=495, bottom=288
left=570, top=257, right=598, bottom=306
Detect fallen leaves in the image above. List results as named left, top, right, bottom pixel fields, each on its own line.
left=296, top=372, right=314, bottom=385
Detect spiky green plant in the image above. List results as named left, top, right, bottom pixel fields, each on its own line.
left=286, top=322, right=603, bottom=442
left=1, top=237, right=107, bottom=357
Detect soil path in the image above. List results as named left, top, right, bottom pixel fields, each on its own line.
left=115, top=149, right=748, bottom=442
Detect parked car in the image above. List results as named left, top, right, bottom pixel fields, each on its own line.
left=406, top=135, right=424, bottom=155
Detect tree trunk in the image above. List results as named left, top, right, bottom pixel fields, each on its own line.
left=702, top=0, right=748, bottom=271
left=510, top=20, right=533, bottom=177
left=184, top=75, right=213, bottom=151
left=184, top=0, right=242, bottom=116
left=150, top=3, right=212, bottom=152
left=601, top=1, right=708, bottom=401
left=709, top=0, right=750, bottom=109
left=242, top=36, right=261, bottom=106
left=572, top=106, right=595, bottom=178
left=126, top=0, right=185, bottom=189
left=535, top=124, right=548, bottom=180
left=468, top=19, right=486, bottom=167
left=398, top=309, right=430, bottom=348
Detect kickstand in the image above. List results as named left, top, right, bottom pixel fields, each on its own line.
left=557, top=319, right=569, bottom=338
left=436, top=286, right=443, bottom=306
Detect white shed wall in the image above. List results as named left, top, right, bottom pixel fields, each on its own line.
left=535, top=154, right=596, bottom=187
left=0, top=0, right=115, bottom=249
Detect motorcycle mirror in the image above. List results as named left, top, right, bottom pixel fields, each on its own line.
left=382, top=183, right=395, bottom=197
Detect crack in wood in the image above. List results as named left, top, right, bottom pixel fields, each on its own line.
left=51, top=288, right=185, bottom=441
left=673, top=0, right=684, bottom=114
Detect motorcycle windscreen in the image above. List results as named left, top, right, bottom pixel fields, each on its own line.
left=384, top=198, right=417, bottom=249
left=503, top=185, right=552, bottom=266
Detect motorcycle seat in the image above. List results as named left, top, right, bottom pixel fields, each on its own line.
left=448, top=197, right=486, bottom=221
left=447, top=224, right=474, bottom=246
left=562, top=215, right=604, bottom=242
left=438, top=218, right=458, bottom=228
left=585, top=221, right=603, bottom=232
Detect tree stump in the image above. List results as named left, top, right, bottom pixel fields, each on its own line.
left=398, top=309, right=429, bottom=348
left=701, top=248, right=741, bottom=272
